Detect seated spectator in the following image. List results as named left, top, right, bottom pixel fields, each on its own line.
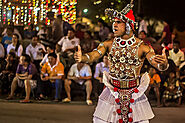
left=138, top=30, right=149, bottom=44
left=7, top=34, right=23, bottom=57
left=2, top=24, right=22, bottom=41
left=80, top=31, right=98, bottom=53
left=75, top=23, right=84, bottom=40
left=58, top=29, right=79, bottom=75
left=58, top=29, right=80, bottom=53
left=169, top=40, right=184, bottom=68
left=55, top=44, right=66, bottom=69
left=98, top=19, right=110, bottom=41
left=26, top=35, right=46, bottom=71
left=162, top=72, right=182, bottom=106
left=146, top=67, right=161, bottom=107
left=0, top=52, right=18, bottom=94
left=179, top=62, right=185, bottom=102
left=107, top=32, right=114, bottom=40
left=0, top=42, right=5, bottom=59
left=63, top=62, right=93, bottom=105
left=40, top=52, right=64, bottom=101
left=94, top=55, right=109, bottom=98
left=24, top=26, right=36, bottom=39
left=6, top=54, right=38, bottom=103
left=40, top=45, right=55, bottom=67
left=1, top=27, right=12, bottom=49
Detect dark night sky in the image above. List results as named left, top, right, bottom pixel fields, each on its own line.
left=77, top=0, right=185, bottom=23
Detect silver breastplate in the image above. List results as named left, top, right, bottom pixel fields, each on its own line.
left=108, top=36, right=143, bottom=80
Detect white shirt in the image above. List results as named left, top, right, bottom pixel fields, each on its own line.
left=58, top=36, right=80, bottom=52
left=26, top=43, right=46, bottom=60
left=68, top=63, right=92, bottom=85
left=0, top=43, right=5, bottom=58
left=138, top=19, right=148, bottom=34
left=169, top=49, right=185, bottom=67
left=7, top=43, right=23, bottom=57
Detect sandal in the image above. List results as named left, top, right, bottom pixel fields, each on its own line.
left=62, top=98, right=71, bottom=103
left=20, top=99, right=31, bottom=103
left=86, top=99, right=93, bottom=105
left=6, top=96, right=13, bottom=100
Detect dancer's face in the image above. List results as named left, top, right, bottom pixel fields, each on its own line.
left=112, top=18, right=126, bottom=37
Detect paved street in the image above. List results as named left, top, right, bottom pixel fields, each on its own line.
left=0, top=100, right=185, bottom=123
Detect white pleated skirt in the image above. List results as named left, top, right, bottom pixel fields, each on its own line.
left=93, top=72, right=154, bottom=123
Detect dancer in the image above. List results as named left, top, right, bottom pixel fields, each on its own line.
left=74, top=0, right=168, bottom=123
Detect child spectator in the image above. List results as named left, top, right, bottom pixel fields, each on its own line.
left=163, top=72, right=182, bottom=106
left=146, top=67, right=161, bottom=107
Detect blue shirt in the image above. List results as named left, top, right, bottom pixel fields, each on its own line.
left=94, top=62, right=109, bottom=78
left=2, top=36, right=12, bottom=48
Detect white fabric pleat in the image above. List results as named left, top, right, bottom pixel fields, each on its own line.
left=93, top=72, right=154, bottom=123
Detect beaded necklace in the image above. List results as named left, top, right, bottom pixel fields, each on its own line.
left=108, top=35, right=143, bottom=81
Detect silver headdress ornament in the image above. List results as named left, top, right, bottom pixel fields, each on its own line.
left=105, top=0, right=138, bottom=30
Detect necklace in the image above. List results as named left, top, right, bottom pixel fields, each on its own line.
left=115, top=35, right=136, bottom=47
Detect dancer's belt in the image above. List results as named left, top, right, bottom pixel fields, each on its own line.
left=110, top=78, right=139, bottom=89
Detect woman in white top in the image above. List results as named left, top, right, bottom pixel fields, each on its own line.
left=7, top=34, right=23, bottom=57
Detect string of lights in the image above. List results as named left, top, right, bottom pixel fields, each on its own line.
left=1, top=0, right=77, bottom=25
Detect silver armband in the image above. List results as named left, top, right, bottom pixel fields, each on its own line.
left=157, top=63, right=169, bottom=71
left=99, top=43, right=105, bottom=47
left=93, top=49, right=102, bottom=56
left=149, top=55, right=156, bottom=63
left=85, top=53, right=90, bottom=60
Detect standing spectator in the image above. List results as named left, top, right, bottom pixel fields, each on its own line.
left=40, top=52, right=64, bottom=101
left=52, top=14, right=72, bottom=44
left=0, top=52, right=18, bottom=94
left=1, top=28, right=12, bottom=49
left=169, top=40, right=184, bottom=67
left=58, top=29, right=80, bottom=53
left=157, top=21, right=172, bottom=46
left=7, top=34, right=23, bottom=57
left=63, top=62, right=93, bottom=105
left=94, top=55, right=109, bottom=98
left=26, top=36, right=46, bottom=71
left=0, top=42, right=5, bottom=59
left=98, top=19, right=110, bottom=41
left=146, top=67, right=161, bottom=107
left=6, top=54, right=38, bottom=103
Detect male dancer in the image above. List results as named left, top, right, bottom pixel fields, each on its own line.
left=75, top=0, right=169, bottom=123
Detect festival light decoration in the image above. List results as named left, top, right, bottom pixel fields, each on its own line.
left=1, top=0, right=77, bottom=25
left=0, top=0, right=2, bottom=22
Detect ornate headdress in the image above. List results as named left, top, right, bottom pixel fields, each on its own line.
left=105, top=0, right=138, bottom=33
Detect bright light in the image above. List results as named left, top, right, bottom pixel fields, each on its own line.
left=102, top=16, right=106, bottom=20
left=83, top=8, right=88, bottom=13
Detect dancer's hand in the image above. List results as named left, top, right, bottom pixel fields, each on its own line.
left=153, top=47, right=168, bottom=65
left=74, top=45, right=82, bottom=62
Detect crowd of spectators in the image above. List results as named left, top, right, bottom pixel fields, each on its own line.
left=0, top=14, right=185, bottom=107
